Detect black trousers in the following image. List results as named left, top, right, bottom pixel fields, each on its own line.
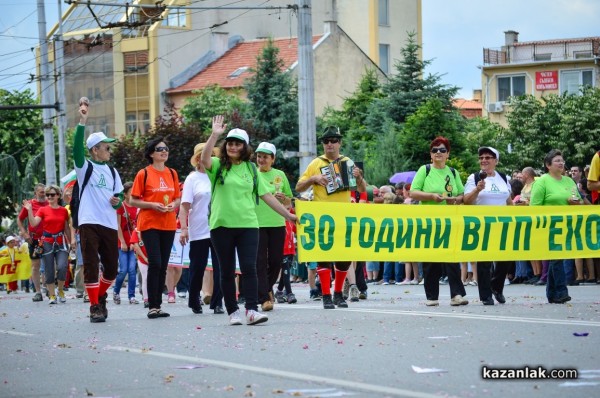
left=277, top=254, right=294, bottom=294
left=209, top=244, right=223, bottom=310
left=257, top=226, right=286, bottom=303
left=188, top=238, right=211, bottom=309
left=141, top=229, right=175, bottom=309
left=355, top=261, right=368, bottom=292
left=423, top=262, right=465, bottom=300
left=477, top=261, right=512, bottom=300
left=211, top=227, right=259, bottom=315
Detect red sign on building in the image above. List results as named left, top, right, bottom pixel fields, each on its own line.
left=535, top=71, right=558, bottom=90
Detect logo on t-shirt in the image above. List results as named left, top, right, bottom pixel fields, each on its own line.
left=490, top=183, right=500, bottom=193
left=159, top=177, right=169, bottom=189
left=97, top=174, right=107, bottom=189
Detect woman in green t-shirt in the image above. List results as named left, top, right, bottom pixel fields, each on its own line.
left=409, top=136, right=467, bottom=307
left=201, top=116, right=296, bottom=326
left=531, top=149, right=582, bottom=304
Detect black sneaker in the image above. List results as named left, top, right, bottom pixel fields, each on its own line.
left=322, top=294, right=335, bottom=309
left=32, top=292, right=43, bottom=302
left=90, top=305, right=106, bottom=323
left=333, top=292, right=348, bottom=308
left=99, top=293, right=108, bottom=319
left=309, top=289, right=322, bottom=301
left=491, top=290, right=506, bottom=304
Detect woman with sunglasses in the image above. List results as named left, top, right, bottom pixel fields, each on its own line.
left=410, top=136, right=467, bottom=307
left=201, top=116, right=296, bottom=326
left=531, top=149, right=582, bottom=304
left=130, top=137, right=181, bottom=319
left=23, top=185, right=74, bottom=304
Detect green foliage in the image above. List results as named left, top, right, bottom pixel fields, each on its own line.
left=505, top=87, right=600, bottom=171
left=181, top=85, right=248, bottom=134
left=243, top=38, right=299, bottom=181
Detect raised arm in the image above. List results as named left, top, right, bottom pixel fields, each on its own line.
left=202, top=115, right=227, bottom=170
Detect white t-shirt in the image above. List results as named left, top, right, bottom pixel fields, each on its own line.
left=464, top=171, right=511, bottom=205
left=181, top=171, right=211, bottom=241
left=76, top=160, right=124, bottom=230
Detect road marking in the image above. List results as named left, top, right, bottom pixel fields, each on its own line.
left=0, top=329, right=34, bottom=336
left=277, top=305, right=600, bottom=327
left=107, top=345, right=441, bottom=398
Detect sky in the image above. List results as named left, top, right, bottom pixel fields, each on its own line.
left=1, top=0, right=599, bottom=98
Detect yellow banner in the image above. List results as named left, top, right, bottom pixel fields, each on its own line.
left=0, top=245, right=32, bottom=283
left=296, top=202, right=600, bottom=262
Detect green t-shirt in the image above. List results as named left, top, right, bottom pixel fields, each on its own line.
left=410, top=164, right=464, bottom=205
left=256, top=168, right=292, bottom=227
left=206, top=158, right=269, bottom=229
left=530, top=174, right=581, bottom=206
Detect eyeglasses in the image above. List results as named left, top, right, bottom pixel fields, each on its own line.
left=155, top=146, right=169, bottom=152
left=570, top=169, right=579, bottom=173
left=479, top=156, right=495, bottom=160
left=431, top=147, right=448, bottom=154
left=322, top=138, right=340, bottom=145
left=45, top=193, right=57, bottom=198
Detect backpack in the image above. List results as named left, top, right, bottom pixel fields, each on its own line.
left=212, top=161, right=259, bottom=205
left=425, top=164, right=457, bottom=179
left=474, top=170, right=508, bottom=185
left=71, top=160, right=116, bottom=228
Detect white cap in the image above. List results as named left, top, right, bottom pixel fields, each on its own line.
left=86, top=132, right=116, bottom=149
left=478, top=146, right=500, bottom=161
left=5, top=235, right=17, bottom=244
left=225, top=128, right=249, bottom=145
left=256, top=142, right=276, bottom=156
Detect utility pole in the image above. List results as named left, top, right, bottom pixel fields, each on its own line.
left=37, top=0, right=57, bottom=185
left=55, top=0, right=67, bottom=181
left=297, top=0, right=316, bottom=174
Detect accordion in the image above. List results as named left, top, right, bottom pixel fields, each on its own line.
left=320, top=158, right=357, bottom=195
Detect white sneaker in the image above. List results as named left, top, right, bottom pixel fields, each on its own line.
left=177, top=291, right=187, bottom=298
left=425, top=300, right=439, bottom=306
left=410, top=279, right=419, bottom=285
left=382, top=281, right=390, bottom=285
left=397, top=279, right=410, bottom=285
left=450, top=295, right=469, bottom=306
left=246, top=309, right=268, bottom=325
left=229, top=310, right=243, bottom=326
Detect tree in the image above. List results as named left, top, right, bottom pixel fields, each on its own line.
left=181, top=85, right=248, bottom=134
left=244, top=38, right=299, bottom=180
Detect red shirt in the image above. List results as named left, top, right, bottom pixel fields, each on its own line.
left=35, top=206, right=69, bottom=244
left=117, top=203, right=137, bottom=246
left=19, top=199, right=48, bottom=239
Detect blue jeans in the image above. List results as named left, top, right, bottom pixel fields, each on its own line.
left=113, top=249, right=137, bottom=299
left=563, top=259, right=575, bottom=283
left=546, top=259, right=569, bottom=301
left=515, top=261, right=533, bottom=278
left=383, top=262, right=403, bottom=282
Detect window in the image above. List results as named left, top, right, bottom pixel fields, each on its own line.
left=497, top=75, right=526, bottom=102
left=379, top=44, right=390, bottom=74
left=560, top=69, right=594, bottom=95
left=378, top=0, right=389, bottom=26
left=533, top=53, right=551, bottom=61
left=124, top=51, right=150, bottom=134
left=162, top=8, right=187, bottom=28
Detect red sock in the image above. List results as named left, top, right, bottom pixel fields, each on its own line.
left=86, top=283, right=99, bottom=305
left=98, top=276, right=113, bottom=297
left=317, top=268, right=332, bottom=296
left=333, top=269, right=348, bottom=293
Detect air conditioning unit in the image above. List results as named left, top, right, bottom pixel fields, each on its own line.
left=487, top=102, right=504, bottom=113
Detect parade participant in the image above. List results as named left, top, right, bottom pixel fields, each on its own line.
left=23, top=185, right=73, bottom=304
left=531, top=149, right=581, bottom=304
left=274, top=201, right=297, bottom=304
left=74, top=98, right=124, bottom=322
left=296, top=126, right=367, bottom=309
left=201, top=115, right=296, bottom=326
left=255, top=142, right=293, bottom=311
left=1, top=236, right=23, bottom=294
left=17, top=183, right=48, bottom=301
left=112, top=182, right=139, bottom=305
left=179, top=142, right=224, bottom=315
left=463, top=146, right=513, bottom=305
left=130, top=137, right=181, bottom=319
left=409, top=136, right=467, bottom=307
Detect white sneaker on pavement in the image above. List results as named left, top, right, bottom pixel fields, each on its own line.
left=246, top=309, right=268, bottom=325
left=450, top=295, right=469, bottom=306
left=229, top=309, right=243, bottom=325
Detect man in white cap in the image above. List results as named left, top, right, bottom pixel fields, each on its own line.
left=74, top=99, right=124, bottom=323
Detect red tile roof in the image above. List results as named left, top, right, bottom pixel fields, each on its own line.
left=167, top=35, right=322, bottom=94
left=453, top=99, right=483, bottom=110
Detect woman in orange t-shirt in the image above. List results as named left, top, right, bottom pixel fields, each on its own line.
left=130, top=137, right=181, bottom=319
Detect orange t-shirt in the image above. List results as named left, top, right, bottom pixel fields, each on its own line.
left=131, top=166, right=181, bottom=232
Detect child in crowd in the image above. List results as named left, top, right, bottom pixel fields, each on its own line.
left=130, top=229, right=149, bottom=308
left=274, top=203, right=297, bottom=304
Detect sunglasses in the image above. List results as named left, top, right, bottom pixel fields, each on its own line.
left=479, top=156, right=495, bottom=160
left=322, top=138, right=340, bottom=145
left=431, top=147, right=448, bottom=154
left=155, top=146, right=169, bottom=152
left=45, top=193, right=57, bottom=198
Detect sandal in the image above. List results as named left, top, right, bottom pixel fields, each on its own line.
left=156, top=309, right=170, bottom=318
left=147, top=309, right=160, bottom=319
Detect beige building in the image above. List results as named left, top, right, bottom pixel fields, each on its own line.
left=45, top=0, right=421, bottom=137
left=481, top=31, right=600, bottom=126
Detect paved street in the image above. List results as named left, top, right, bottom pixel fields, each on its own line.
left=1, top=281, right=599, bottom=398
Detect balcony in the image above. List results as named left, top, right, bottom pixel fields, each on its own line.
left=483, top=38, right=600, bottom=66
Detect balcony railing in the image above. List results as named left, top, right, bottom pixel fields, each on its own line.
left=483, top=39, right=599, bottom=65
